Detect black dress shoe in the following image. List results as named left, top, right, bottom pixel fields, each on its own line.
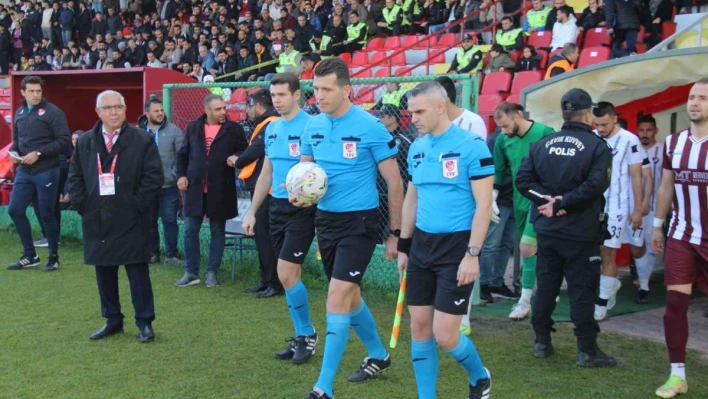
left=243, top=282, right=268, bottom=293
left=577, top=348, right=617, bottom=367
left=138, top=325, right=155, bottom=343
left=90, top=324, right=124, bottom=340
left=255, top=287, right=284, bottom=299
left=533, top=342, right=555, bottom=358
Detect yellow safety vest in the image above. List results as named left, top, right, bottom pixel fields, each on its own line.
left=525, top=7, right=552, bottom=35
left=495, top=28, right=522, bottom=48
left=346, top=23, right=367, bottom=45
left=382, top=87, right=408, bottom=107
left=276, top=50, right=300, bottom=73
left=238, top=116, right=280, bottom=182
left=456, top=46, right=480, bottom=72
left=309, top=35, right=332, bottom=51
left=383, top=5, right=408, bottom=27
left=401, top=0, right=420, bottom=23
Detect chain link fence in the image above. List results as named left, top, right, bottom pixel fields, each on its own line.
left=163, top=74, right=477, bottom=244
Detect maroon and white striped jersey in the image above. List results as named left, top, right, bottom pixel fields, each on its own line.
left=663, top=129, right=708, bottom=244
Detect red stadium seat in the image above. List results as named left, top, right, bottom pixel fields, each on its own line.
left=248, top=87, right=261, bottom=95
left=366, top=37, right=384, bottom=50
left=395, top=67, right=412, bottom=76
left=509, top=50, right=521, bottom=63
left=481, top=52, right=491, bottom=70
left=375, top=67, right=392, bottom=77
left=390, top=52, right=407, bottom=66
left=506, top=94, right=521, bottom=104
left=338, top=53, right=352, bottom=64
left=384, top=37, right=401, bottom=49
left=228, top=88, right=247, bottom=104
left=428, top=50, right=446, bottom=64
left=478, top=113, right=497, bottom=134
left=549, top=47, right=563, bottom=59
left=480, top=72, right=512, bottom=95
left=351, top=51, right=369, bottom=66
left=577, top=46, right=611, bottom=68
left=435, top=33, right=457, bottom=48
left=661, top=22, right=676, bottom=41
left=369, top=51, right=389, bottom=66
left=428, top=35, right=438, bottom=47
left=352, top=68, right=373, bottom=78
left=527, top=31, right=552, bottom=49
left=402, top=35, right=419, bottom=49
left=510, top=71, right=543, bottom=94
left=354, top=87, right=375, bottom=104
left=584, top=27, right=611, bottom=48
left=537, top=49, right=549, bottom=68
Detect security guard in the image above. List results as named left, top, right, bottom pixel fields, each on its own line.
left=276, top=40, right=302, bottom=74
left=301, top=57, right=404, bottom=399
left=448, top=34, right=483, bottom=74
left=309, top=31, right=333, bottom=57
left=373, top=82, right=409, bottom=110
left=523, top=0, right=552, bottom=35
left=344, top=11, right=368, bottom=53
left=378, top=0, right=405, bottom=36
left=515, top=88, right=617, bottom=368
left=495, top=16, right=524, bottom=52
left=545, top=43, right=579, bottom=80
left=398, top=81, right=494, bottom=399
left=242, top=73, right=319, bottom=364
left=238, top=89, right=282, bottom=298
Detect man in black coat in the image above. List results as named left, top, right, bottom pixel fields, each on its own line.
left=67, top=90, right=164, bottom=343
left=174, top=94, right=249, bottom=288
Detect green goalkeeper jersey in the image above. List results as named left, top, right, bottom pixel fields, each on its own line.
left=494, top=121, right=555, bottom=210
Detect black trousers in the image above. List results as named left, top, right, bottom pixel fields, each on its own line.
left=532, top=234, right=601, bottom=352
left=33, top=166, right=68, bottom=239
left=251, top=190, right=280, bottom=290
left=95, top=264, right=155, bottom=330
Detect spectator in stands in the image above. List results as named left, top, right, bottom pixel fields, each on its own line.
left=77, top=2, right=92, bottom=44
left=545, top=0, right=574, bottom=32
left=0, top=24, right=9, bottom=74
left=57, top=3, right=73, bottom=47
left=485, top=43, right=516, bottom=73
left=41, top=2, right=53, bottom=41
left=198, top=44, right=215, bottom=71
left=377, top=0, right=404, bottom=36
left=106, top=7, right=124, bottom=36
left=550, top=6, right=579, bottom=50
left=344, top=11, right=367, bottom=52
left=544, top=42, right=578, bottom=79
left=326, top=13, right=347, bottom=53
left=447, top=34, right=483, bottom=74
left=161, top=38, right=182, bottom=69
left=604, top=0, right=642, bottom=57
left=577, top=0, right=606, bottom=32
left=373, top=82, right=409, bottom=111
left=112, top=49, right=131, bottom=68
left=479, top=0, right=504, bottom=29
left=235, top=46, right=257, bottom=81
left=189, top=60, right=210, bottom=81
left=303, top=3, right=322, bottom=32
left=95, top=49, right=109, bottom=69
left=427, top=0, right=464, bottom=34
left=268, top=38, right=300, bottom=80
left=147, top=51, right=164, bottom=67
left=515, top=44, right=541, bottom=71
left=420, top=0, right=446, bottom=36
left=253, top=39, right=275, bottom=80
left=125, top=39, right=146, bottom=66
left=496, top=16, right=523, bottom=52
left=262, top=9, right=276, bottom=33
left=644, top=0, right=674, bottom=48
left=523, top=0, right=552, bottom=36
left=351, top=0, right=369, bottom=26
left=33, top=53, right=51, bottom=70
left=295, top=14, right=315, bottom=51
left=280, top=7, right=298, bottom=30
left=68, top=45, right=82, bottom=69
left=309, top=30, right=333, bottom=56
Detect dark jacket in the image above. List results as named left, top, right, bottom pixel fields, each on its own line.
left=77, top=9, right=92, bottom=35
left=235, top=54, right=256, bottom=81
left=67, top=122, right=164, bottom=266
left=515, top=54, right=540, bottom=72
left=138, top=115, right=184, bottom=188
left=175, top=116, right=249, bottom=220
left=234, top=108, right=278, bottom=190
left=90, top=18, right=108, bottom=36
left=577, top=7, right=605, bottom=30
left=604, top=0, right=643, bottom=30
left=11, top=98, right=71, bottom=175
left=58, top=8, right=74, bottom=31
left=515, top=121, right=612, bottom=243
left=106, top=14, right=123, bottom=35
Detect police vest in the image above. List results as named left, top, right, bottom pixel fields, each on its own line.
left=525, top=7, right=551, bottom=35
left=346, top=23, right=367, bottom=45
left=401, top=0, right=421, bottom=24
left=544, top=58, right=574, bottom=79
left=238, top=116, right=280, bottom=182
left=382, top=87, right=408, bottom=107
left=495, top=28, right=522, bottom=48
left=383, top=5, right=408, bottom=27
left=309, top=35, right=331, bottom=52
left=276, top=50, right=300, bottom=73
left=456, top=46, right=480, bottom=72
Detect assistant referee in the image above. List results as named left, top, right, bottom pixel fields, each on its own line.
left=515, top=88, right=617, bottom=367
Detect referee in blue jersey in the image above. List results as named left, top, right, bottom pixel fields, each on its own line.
left=297, top=57, right=405, bottom=399
left=398, top=81, right=494, bottom=399
left=242, top=73, right=319, bottom=365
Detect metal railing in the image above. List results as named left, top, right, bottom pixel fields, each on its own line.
left=647, top=13, right=708, bottom=53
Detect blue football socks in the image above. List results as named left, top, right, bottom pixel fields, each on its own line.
left=412, top=338, right=439, bottom=399
left=445, top=333, right=487, bottom=384
left=314, top=313, right=351, bottom=397
left=285, top=280, right=314, bottom=336
left=350, top=300, right=388, bottom=360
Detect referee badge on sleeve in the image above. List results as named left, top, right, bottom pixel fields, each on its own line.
left=343, top=142, right=357, bottom=159
left=443, top=159, right=459, bottom=179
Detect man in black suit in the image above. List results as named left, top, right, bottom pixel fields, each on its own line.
left=67, top=90, right=164, bottom=343
left=174, top=95, right=249, bottom=288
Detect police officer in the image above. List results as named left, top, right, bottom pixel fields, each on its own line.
left=373, top=82, right=409, bottom=111
left=300, top=57, right=404, bottom=399
left=515, top=88, right=617, bottom=367
left=309, top=31, right=333, bottom=57
left=447, top=35, right=483, bottom=75
left=344, top=11, right=368, bottom=53
left=398, top=81, right=494, bottom=399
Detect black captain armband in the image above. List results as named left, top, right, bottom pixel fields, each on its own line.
left=388, top=139, right=396, bottom=149
left=397, top=237, right=412, bottom=255
left=479, top=157, right=493, bottom=167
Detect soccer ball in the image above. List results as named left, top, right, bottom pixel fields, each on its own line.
left=285, top=162, right=328, bottom=204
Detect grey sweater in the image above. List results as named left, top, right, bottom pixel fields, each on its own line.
left=138, top=116, right=184, bottom=188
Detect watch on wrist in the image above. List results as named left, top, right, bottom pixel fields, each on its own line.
left=36, top=151, right=41, bottom=157
left=391, top=229, right=401, bottom=238
left=467, top=245, right=481, bottom=257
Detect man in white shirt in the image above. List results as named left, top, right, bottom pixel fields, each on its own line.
left=592, top=101, right=646, bottom=321
left=435, top=76, right=488, bottom=140
left=146, top=52, right=165, bottom=68
left=550, top=6, right=579, bottom=50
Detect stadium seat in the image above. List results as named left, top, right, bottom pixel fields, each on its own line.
left=428, top=35, right=439, bottom=47
left=351, top=51, right=369, bottom=66
left=661, top=22, right=677, bottom=41
left=248, top=87, right=261, bottom=95
left=577, top=46, right=611, bottom=68
left=528, top=31, right=552, bottom=49
left=481, top=52, right=491, bottom=70
left=375, top=67, right=392, bottom=77
left=369, top=51, right=389, bottom=66
left=339, top=53, right=352, bottom=64
left=506, top=94, right=521, bottom=104
left=428, top=50, right=446, bottom=64
left=352, top=68, right=373, bottom=78
left=384, top=37, right=401, bottom=49
left=549, top=48, right=563, bottom=59
left=354, top=87, right=376, bottom=104
left=405, top=49, right=428, bottom=65
left=366, top=37, right=384, bottom=50
left=410, top=65, right=430, bottom=75
left=391, top=52, right=407, bottom=66
left=510, top=71, right=543, bottom=94
left=480, top=72, right=512, bottom=95
left=435, top=33, right=457, bottom=48
left=537, top=49, right=549, bottom=68
left=228, top=88, right=247, bottom=104
left=432, top=63, right=450, bottom=74
left=402, top=35, right=419, bottom=49
left=394, top=67, right=411, bottom=76
left=509, top=50, right=521, bottom=63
